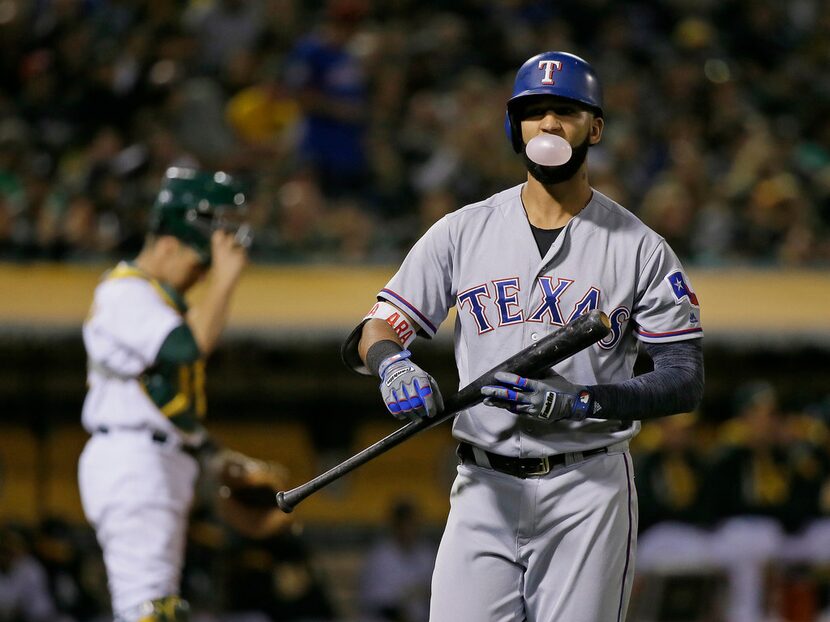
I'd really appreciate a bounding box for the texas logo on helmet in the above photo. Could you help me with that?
[537,59,562,85]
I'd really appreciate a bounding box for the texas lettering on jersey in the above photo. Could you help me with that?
[457,275,626,345]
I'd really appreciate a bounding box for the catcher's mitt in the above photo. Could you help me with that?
[208,449,293,539]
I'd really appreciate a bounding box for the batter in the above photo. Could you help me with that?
[78,167,249,622]
[342,51,705,622]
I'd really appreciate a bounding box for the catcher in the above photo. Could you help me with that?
[78,167,290,622]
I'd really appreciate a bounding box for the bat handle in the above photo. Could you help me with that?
[276,491,295,514]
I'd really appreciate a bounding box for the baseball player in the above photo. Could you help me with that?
[77,167,250,622]
[342,51,705,621]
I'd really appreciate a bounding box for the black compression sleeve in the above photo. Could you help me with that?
[587,340,704,421]
[366,340,404,377]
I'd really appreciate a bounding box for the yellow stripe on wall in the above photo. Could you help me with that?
[0,263,828,337]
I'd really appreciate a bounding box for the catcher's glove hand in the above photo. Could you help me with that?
[208,449,293,539]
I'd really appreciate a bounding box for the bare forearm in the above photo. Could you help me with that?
[187,276,239,355]
[188,230,247,356]
[358,318,405,364]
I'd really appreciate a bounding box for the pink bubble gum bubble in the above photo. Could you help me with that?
[526,134,572,167]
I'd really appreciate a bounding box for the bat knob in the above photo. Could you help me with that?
[276,491,294,514]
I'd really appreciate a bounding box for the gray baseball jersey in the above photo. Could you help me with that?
[375,184,702,456]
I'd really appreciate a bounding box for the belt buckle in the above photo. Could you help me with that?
[525,456,551,477]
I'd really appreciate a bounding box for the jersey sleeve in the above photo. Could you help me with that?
[378,216,455,338]
[83,278,186,377]
[155,324,201,365]
[632,240,703,343]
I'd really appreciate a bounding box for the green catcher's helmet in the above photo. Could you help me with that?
[149,167,250,264]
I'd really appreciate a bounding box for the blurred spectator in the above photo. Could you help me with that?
[186,0,266,76]
[634,414,716,584]
[225,74,300,155]
[261,173,327,261]
[778,399,830,561]
[706,381,802,530]
[704,381,800,622]
[282,0,371,202]
[32,517,103,622]
[357,498,436,622]
[222,530,338,622]
[0,522,74,622]
[635,413,708,535]
[639,175,697,260]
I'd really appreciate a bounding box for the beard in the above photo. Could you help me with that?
[522,136,591,185]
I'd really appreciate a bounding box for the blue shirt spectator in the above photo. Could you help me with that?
[283,1,370,199]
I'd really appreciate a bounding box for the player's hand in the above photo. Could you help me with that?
[210,229,248,286]
[481,372,593,422]
[378,350,443,421]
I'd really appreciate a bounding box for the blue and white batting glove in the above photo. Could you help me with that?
[480,371,593,422]
[378,350,444,422]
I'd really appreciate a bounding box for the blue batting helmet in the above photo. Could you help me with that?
[505,51,604,153]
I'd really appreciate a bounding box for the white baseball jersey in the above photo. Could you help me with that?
[372,184,702,456]
[79,262,203,616]
[82,261,205,444]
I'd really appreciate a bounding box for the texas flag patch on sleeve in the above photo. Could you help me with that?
[666,270,699,306]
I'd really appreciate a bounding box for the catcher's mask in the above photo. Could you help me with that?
[505,51,604,153]
[149,167,252,265]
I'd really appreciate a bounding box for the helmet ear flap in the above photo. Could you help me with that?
[504,112,522,154]
[504,109,525,154]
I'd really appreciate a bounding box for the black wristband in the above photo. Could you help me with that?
[366,340,404,377]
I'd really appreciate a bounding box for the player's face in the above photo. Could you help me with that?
[167,240,208,293]
[518,97,604,185]
[519,98,602,148]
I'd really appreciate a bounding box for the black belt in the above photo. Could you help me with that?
[458,441,608,478]
[95,426,199,457]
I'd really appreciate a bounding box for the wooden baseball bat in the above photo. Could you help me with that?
[275,309,611,513]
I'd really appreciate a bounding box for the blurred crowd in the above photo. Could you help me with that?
[0,497,438,622]
[1,0,829,266]
[633,381,830,622]
[0,512,343,622]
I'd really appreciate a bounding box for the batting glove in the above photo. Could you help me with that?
[378,350,444,421]
[481,372,594,422]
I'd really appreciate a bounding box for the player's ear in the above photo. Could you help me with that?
[154,234,185,261]
[157,235,178,253]
[589,115,604,145]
